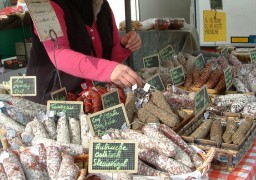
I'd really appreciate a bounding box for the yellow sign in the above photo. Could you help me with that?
[203,10,226,42]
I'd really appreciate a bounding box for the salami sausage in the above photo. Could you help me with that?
[1,150,26,180]
[142,124,193,168]
[57,114,70,144]
[69,117,81,145]
[0,112,25,132]
[80,114,93,149]
[46,146,62,179]
[19,151,45,180]
[120,129,176,157]
[137,160,169,178]
[159,124,203,168]
[43,117,57,140]
[31,118,49,138]
[57,154,79,179]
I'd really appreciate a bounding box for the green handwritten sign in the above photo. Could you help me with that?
[170,65,185,86]
[221,47,229,60]
[143,54,160,68]
[224,67,232,90]
[101,89,120,109]
[147,74,165,92]
[88,139,138,173]
[195,53,205,71]
[47,100,83,119]
[10,76,36,96]
[87,104,129,137]
[51,87,67,101]
[195,86,210,115]
[159,45,175,61]
[249,48,256,64]
[210,0,223,10]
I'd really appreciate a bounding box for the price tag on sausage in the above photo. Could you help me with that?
[195,85,210,115]
[159,45,175,61]
[87,104,130,138]
[88,139,138,173]
[10,76,36,96]
[249,48,256,64]
[101,89,120,109]
[47,100,83,119]
[195,53,205,71]
[170,65,185,86]
[221,46,229,60]
[146,73,165,92]
[143,54,160,68]
[224,67,232,90]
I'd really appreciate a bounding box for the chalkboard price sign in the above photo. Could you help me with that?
[195,53,205,71]
[87,104,129,137]
[195,86,210,115]
[10,76,36,96]
[47,101,83,119]
[221,47,229,60]
[170,65,185,86]
[210,0,223,10]
[224,67,232,90]
[147,74,165,92]
[249,48,256,64]
[51,87,67,101]
[159,45,175,61]
[101,89,120,109]
[89,139,138,173]
[143,54,160,68]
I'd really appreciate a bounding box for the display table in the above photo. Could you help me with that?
[120,24,200,71]
[208,139,256,180]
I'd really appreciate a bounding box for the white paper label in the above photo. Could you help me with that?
[143,83,151,92]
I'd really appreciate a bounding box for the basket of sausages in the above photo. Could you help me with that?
[180,104,256,172]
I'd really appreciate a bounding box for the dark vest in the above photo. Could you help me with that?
[26,0,113,104]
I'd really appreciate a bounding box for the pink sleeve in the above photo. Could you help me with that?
[110,10,132,62]
[37,2,119,83]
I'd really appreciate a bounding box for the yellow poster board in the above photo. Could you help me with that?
[203,10,226,42]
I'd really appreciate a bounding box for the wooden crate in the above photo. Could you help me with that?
[179,112,256,172]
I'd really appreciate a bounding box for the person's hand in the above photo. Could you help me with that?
[110,64,143,88]
[120,31,141,52]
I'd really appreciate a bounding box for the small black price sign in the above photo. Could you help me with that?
[51,87,67,101]
[249,48,256,64]
[195,86,210,115]
[221,47,229,60]
[87,104,129,137]
[10,76,36,96]
[101,89,120,109]
[47,100,83,119]
[143,54,160,68]
[210,0,223,10]
[92,81,107,87]
[195,53,205,71]
[170,65,185,86]
[159,45,175,61]
[147,74,165,92]
[88,139,138,173]
[224,67,232,90]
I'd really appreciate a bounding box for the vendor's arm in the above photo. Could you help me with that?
[37,2,118,83]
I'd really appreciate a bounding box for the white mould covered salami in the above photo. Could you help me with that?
[46,146,62,179]
[57,114,70,144]
[43,117,57,140]
[1,150,26,180]
[0,112,25,132]
[57,154,79,179]
[31,118,49,138]
[69,117,81,145]
[19,151,45,180]
[80,114,93,148]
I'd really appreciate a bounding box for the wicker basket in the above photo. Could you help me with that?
[179,111,256,172]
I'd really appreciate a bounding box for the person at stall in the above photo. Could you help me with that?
[26,0,142,104]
